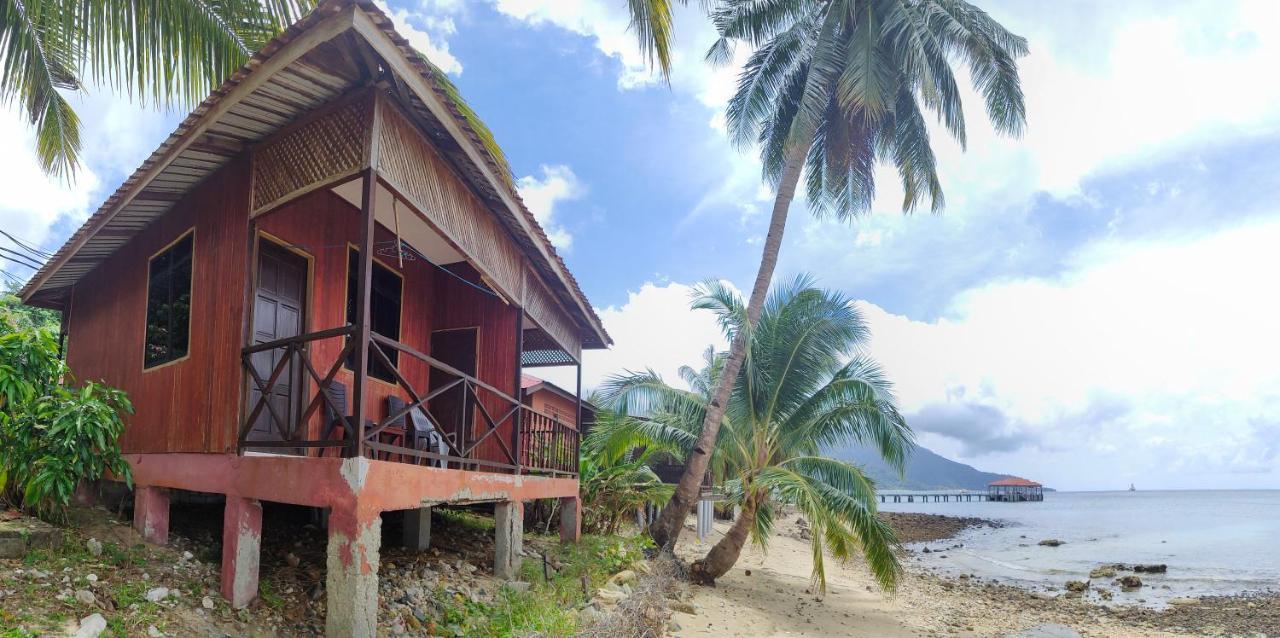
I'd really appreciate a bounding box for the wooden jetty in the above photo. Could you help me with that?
[878,490,991,503]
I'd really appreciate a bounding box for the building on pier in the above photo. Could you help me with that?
[988,477,1044,502]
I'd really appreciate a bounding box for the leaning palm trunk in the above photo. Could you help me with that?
[649,144,807,550]
[690,500,758,584]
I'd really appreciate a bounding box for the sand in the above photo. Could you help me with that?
[670,512,1195,638]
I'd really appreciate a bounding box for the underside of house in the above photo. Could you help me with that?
[18,1,609,634]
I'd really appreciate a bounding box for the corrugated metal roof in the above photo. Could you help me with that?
[20,0,609,349]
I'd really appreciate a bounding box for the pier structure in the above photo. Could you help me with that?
[878,490,990,504]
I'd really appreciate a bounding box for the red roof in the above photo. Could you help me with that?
[989,477,1041,487]
[520,374,542,389]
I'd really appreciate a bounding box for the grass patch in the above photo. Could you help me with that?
[429,534,653,638]
[259,580,285,610]
[436,508,495,533]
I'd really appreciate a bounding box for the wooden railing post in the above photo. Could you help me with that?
[351,168,377,458]
[512,310,523,474]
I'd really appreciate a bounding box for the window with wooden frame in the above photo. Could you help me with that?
[143,231,195,369]
[345,247,402,382]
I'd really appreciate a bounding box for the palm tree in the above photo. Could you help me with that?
[647,0,1027,551]
[1,0,315,180]
[596,276,913,591]
[579,408,676,535]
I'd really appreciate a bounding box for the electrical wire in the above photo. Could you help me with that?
[0,229,52,258]
[0,247,43,271]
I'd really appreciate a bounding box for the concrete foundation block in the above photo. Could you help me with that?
[559,496,581,544]
[220,496,262,609]
[403,507,431,551]
[494,501,523,579]
[132,486,169,545]
[326,508,381,638]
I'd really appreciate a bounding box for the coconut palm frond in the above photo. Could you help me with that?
[722,0,1026,219]
[756,464,901,593]
[584,409,699,465]
[691,278,749,341]
[1,0,82,180]
[782,355,914,471]
[625,0,686,81]
[599,368,707,419]
[418,54,513,185]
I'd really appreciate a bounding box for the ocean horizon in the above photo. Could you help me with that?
[882,489,1280,607]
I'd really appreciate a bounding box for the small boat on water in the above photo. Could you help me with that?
[1129,483,1136,492]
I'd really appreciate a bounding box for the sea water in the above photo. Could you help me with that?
[880,490,1280,607]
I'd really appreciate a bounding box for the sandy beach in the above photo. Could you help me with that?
[670,512,1273,637]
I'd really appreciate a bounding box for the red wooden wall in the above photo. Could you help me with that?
[527,389,579,429]
[255,187,521,465]
[66,158,252,454]
[64,163,523,464]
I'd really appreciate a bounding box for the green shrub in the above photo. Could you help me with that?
[0,311,133,523]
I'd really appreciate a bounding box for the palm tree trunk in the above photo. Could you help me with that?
[690,502,757,585]
[649,142,808,551]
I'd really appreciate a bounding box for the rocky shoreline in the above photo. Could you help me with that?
[877,511,1003,545]
[895,512,1278,636]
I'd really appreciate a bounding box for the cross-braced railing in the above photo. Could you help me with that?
[519,408,580,476]
[239,325,356,453]
[238,327,578,476]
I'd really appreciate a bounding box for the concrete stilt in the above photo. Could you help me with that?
[402,507,432,551]
[220,496,262,609]
[559,496,581,544]
[495,501,523,579]
[132,486,169,545]
[326,508,381,637]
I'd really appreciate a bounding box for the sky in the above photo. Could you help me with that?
[4,0,1280,491]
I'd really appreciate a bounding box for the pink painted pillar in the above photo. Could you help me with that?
[132,486,169,545]
[326,506,382,637]
[220,496,263,609]
[559,495,581,543]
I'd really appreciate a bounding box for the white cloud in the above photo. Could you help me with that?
[516,164,584,250]
[488,0,655,89]
[535,281,729,393]
[913,1,1280,209]
[376,0,463,75]
[0,108,100,256]
[858,218,1280,489]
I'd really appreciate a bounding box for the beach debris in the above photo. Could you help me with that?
[73,613,108,638]
[1132,563,1167,573]
[1168,597,1199,606]
[1089,566,1117,579]
[609,570,637,586]
[1038,539,1065,547]
[671,601,697,615]
[1115,575,1142,589]
[1065,580,1089,593]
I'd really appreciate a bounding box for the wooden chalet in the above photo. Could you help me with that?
[520,373,597,436]
[18,1,609,634]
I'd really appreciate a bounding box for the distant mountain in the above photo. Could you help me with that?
[829,442,1014,490]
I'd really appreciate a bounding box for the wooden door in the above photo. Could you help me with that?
[429,328,477,462]
[246,241,307,445]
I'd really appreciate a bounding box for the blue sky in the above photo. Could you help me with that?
[4,0,1280,490]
